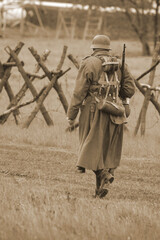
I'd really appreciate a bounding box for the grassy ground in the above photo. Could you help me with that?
[0,142,159,240]
[0,36,159,240]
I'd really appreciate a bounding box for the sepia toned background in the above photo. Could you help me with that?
[0,1,159,240]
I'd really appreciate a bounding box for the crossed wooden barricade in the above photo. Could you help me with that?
[0,42,159,135]
[0,42,70,128]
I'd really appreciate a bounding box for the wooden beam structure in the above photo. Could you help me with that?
[56,9,76,39]
[0,42,70,128]
[0,49,51,124]
[23,46,70,128]
[134,41,160,136]
[83,9,103,39]
[7,46,54,127]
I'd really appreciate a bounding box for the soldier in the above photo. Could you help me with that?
[67,35,135,198]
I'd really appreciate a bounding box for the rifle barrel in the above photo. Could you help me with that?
[121,44,126,86]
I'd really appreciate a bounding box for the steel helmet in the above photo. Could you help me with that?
[91,35,111,50]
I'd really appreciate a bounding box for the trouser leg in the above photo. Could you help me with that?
[93,170,102,190]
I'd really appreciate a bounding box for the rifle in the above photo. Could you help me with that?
[121,44,130,117]
[121,43,126,87]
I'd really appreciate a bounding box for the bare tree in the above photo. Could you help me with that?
[78,0,157,55]
[39,0,159,55]
[119,0,154,56]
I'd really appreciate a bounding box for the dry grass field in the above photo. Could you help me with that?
[0,35,159,240]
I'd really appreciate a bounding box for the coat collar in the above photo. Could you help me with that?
[91,50,111,57]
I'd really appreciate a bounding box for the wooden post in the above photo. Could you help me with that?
[20,3,25,36]
[56,46,68,71]
[56,10,76,39]
[4,80,20,124]
[29,46,69,114]
[22,68,70,128]
[68,54,80,69]
[0,6,3,38]
[134,79,160,115]
[33,5,47,35]
[67,54,80,131]
[0,42,24,92]
[83,10,103,39]
[54,45,68,113]
[134,41,160,136]
[0,50,51,124]
[7,46,54,127]
[0,42,25,123]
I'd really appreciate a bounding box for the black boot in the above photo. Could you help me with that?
[94,170,108,198]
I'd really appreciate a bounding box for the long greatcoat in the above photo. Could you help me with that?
[67,50,135,171]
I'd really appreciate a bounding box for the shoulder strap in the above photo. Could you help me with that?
[82,55,91,60]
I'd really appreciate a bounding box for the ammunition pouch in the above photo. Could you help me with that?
[89,91,128,125]
[97,99,127,125]
[97,99,125,116]
[110,114,127,125]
